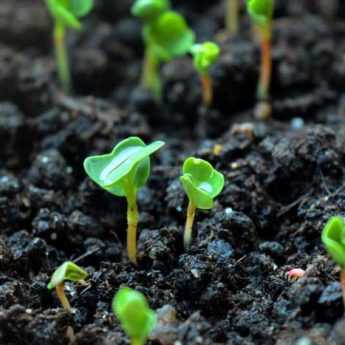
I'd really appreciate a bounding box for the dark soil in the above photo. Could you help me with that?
[1,0,345,344]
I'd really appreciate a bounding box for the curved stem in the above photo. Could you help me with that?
[184,201,197,249]
[54,21,71,94]
[142,46,161,101]
[56,283,71,312]
[126,191,139,265]
[200,73,213,107]
[226,0,239,36]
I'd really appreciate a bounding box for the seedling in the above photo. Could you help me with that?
[247,0,274,119]
[226,0,239,35]
[45,0,94,93]
[47,261,88,312]
[112,287,156,345]
[83,137,165,264]
[191,42,220,107]
[132,4,195,100]
[180,157,224,248]
[322,216,345,303]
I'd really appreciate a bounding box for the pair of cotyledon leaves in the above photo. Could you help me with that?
[322,216,345,269]
[45,0,93,29]
[247,0,274,27]
[84,137,224,209]
[47,261,88,289]
[113,287,156,345]
[131,0,194,62]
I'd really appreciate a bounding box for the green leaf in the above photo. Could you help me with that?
[45,0,93,29]
[70,0,94,18]
[112,287,157,343]
[83,137,165,198]
[322,216,345,269]
[131,0,170,22]
[180,157,224,210]
[247,0,274,27]
[190,42,220,74]
[145,11,195,61]
[47,261,88,289]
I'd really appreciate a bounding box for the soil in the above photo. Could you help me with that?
[1,0,345,344]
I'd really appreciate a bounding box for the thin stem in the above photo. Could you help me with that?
[56,283,71,312]
[184,201,197,249]
[257,32,272,101]
[200,73,213,107]
[54,21,71,94]
[226,0,239,36]
[341,270,345,305]
[142,46,161,101]
[126,191,139,265]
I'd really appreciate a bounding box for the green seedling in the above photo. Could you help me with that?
[112,287,157,345]
[180,157,224,248]
[322,216,345,304]
[83,137,165,265]
[132,3,195,100]
[247,0,274,119]
[45,0,94,93]
[226,0,239,35]
[47,261,88,312]
[191,42,220,107]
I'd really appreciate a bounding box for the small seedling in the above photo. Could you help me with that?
[180,157,224,248]
[247,0,274,119]
[45,0,94,93]
[191,42,220,107]
[132,3,195,100]
[47,261,88,312]
[226,0,239,35]
[83,137,165,265]
[322,216,345,304]
[112,287,156,345]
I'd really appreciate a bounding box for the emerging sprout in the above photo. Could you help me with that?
[191,42,220,107]
[322,216,345,303]
[47,261,88,312]
[132,4,195,100]
[226,0,240,35]
[112,287,157,345]
[45,0,94,93]
[83,137,165,265]
[247,0,274,119]
[180,157,224,248]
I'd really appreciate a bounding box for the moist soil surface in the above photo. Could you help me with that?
[1,1,345,344]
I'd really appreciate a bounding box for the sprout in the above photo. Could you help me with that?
[226,0,240,35]
[180,157,224,248]
[133,6,195,100]
[246,0,274,119]
[47,261,88,312]
[112,287,157,345]
[191,42,220,107]
[322,216,345,303]
[45,0,94,93]
[83,137,165,265]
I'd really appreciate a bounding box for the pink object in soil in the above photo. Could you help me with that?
[287,268,305,281]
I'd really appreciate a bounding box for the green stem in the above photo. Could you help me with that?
[131,338,143,345]
[184,201,196,249]
[54,21,72,94]
[126,189,139,265]
[226,0,239,35]
[142,46,161,101]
